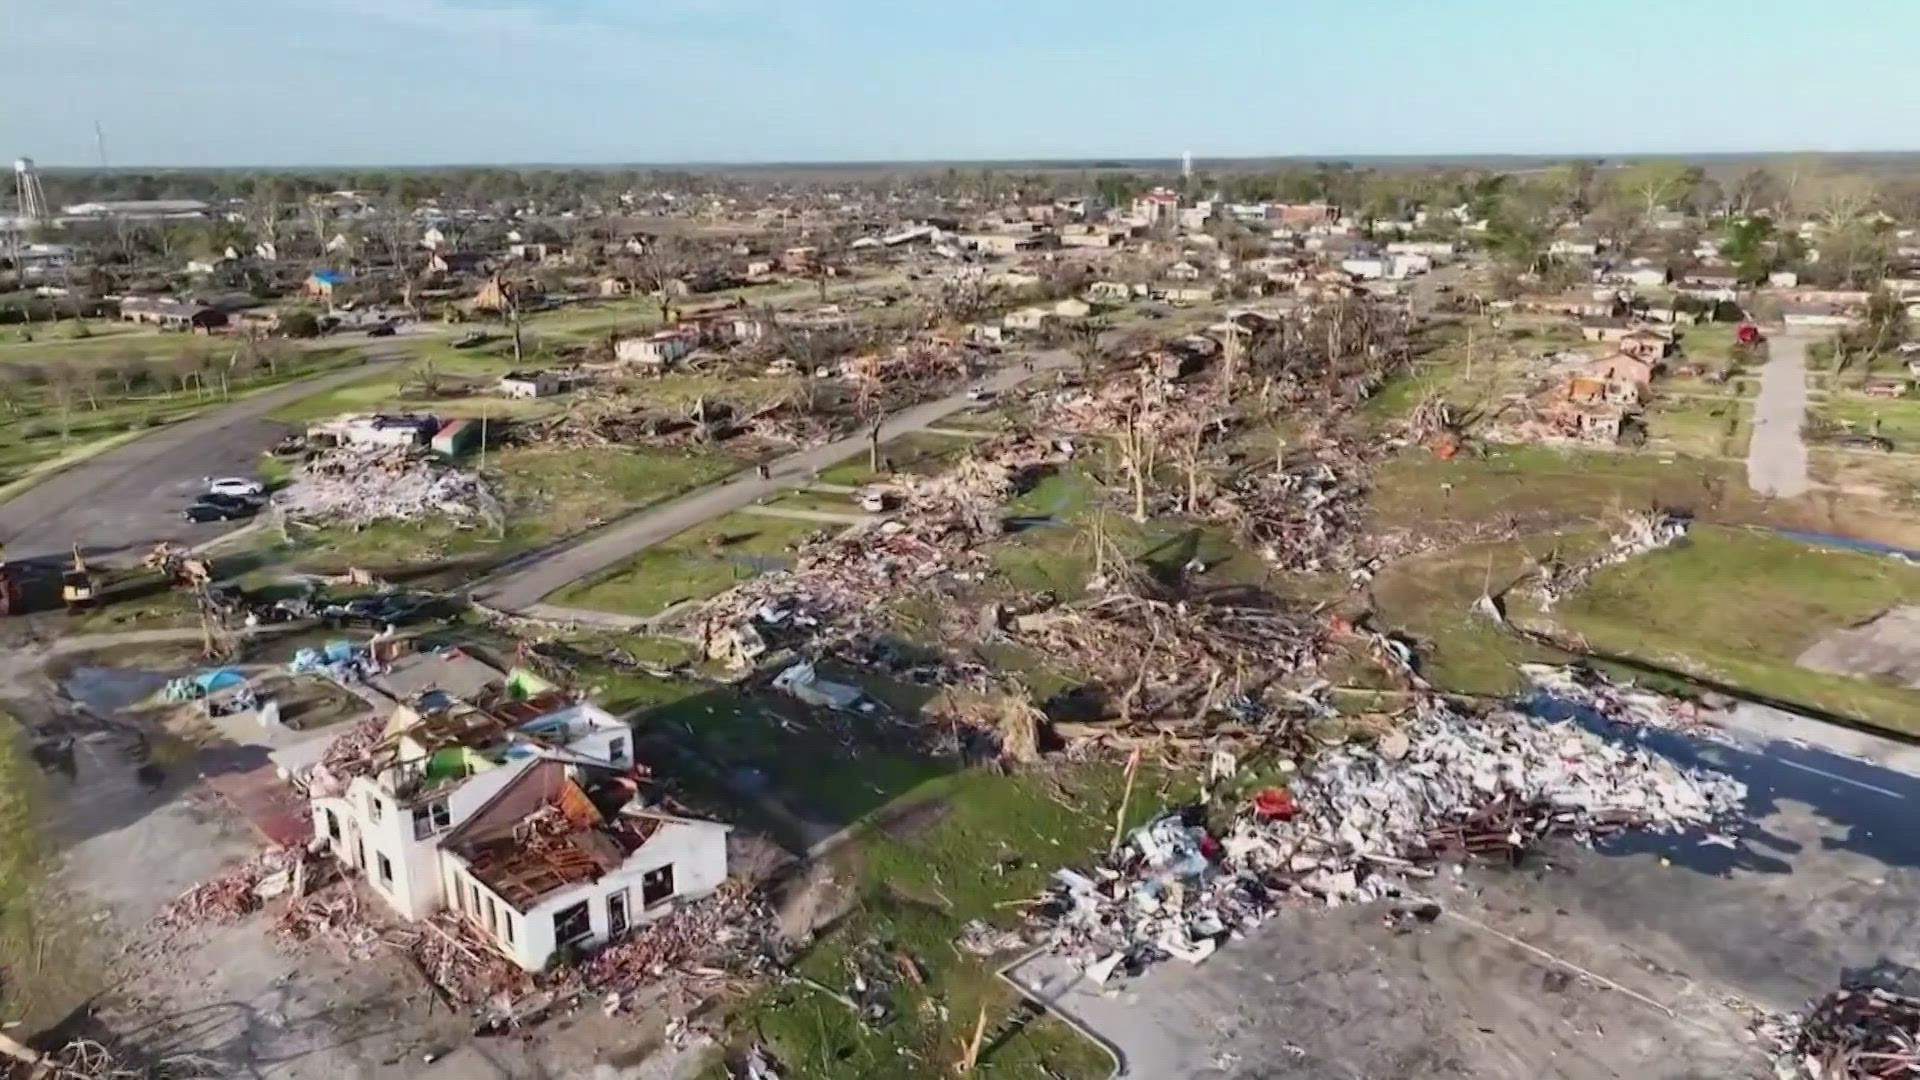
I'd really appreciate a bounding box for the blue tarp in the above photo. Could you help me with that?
[193,667,246,693]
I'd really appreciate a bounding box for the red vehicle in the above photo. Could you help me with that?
[1736,322,1764,346]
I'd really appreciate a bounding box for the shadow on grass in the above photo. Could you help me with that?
[631,683,963,855]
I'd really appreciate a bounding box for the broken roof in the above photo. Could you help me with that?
[442,759,713,911]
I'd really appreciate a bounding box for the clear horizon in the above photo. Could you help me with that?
[5,1,1912,168]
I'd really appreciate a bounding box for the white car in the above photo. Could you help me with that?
[205,476,265,498]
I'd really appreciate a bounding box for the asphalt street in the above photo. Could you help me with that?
[1747,328,1812,498]
[0,351,403,564]
[1012,703,1920,1078]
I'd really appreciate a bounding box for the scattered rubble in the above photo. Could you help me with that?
[0,1037,217,1080]
[1033,695,1744,983]
[277,445,501,528]
[1756,981,1920,1079]
[694,433,1068,672]
[152,847,306,934]
[1519,663,1722,734]
[1530,511,1690,609]
[1008,553,1327,734]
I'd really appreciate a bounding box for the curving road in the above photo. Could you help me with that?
[0,351,405,565]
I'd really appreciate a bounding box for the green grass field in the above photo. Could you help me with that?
[1370,446,1755,536]
[0,711,59,1030]
[709,765,1164,1079]
[1554,525,1920,736]
[549,511,827,616]
[0,347,361,493]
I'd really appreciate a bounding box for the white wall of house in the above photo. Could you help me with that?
[509,819,730,971]
[314,757,535,921]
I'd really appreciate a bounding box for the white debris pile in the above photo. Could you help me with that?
[278,445,501,527]
[1033,699,1746,983]
[1533,511,1689,608]
[1224,701,1747,891]
[1519,663,1722,734]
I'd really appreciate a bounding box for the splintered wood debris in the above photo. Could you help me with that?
[1756,982,1920,1079]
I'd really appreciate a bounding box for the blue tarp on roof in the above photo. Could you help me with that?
[310,269,349,286]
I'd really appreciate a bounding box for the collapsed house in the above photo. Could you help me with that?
[1530,351,1659,444]
[277,443,501,527]
[276,683,729,972]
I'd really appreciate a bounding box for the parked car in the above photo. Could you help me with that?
[205,476,265,498]
[368,321,397,338]
[451,331,490,350]
[320,593,429,629]
[195,492,259,513]
[183,502,250,523]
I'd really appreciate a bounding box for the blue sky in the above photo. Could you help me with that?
[4,0,1913,166]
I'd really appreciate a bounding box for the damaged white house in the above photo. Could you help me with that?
[287,691,729,972]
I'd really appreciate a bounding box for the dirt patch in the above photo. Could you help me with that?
[772,854,859,943]
[1798,606,1920,686]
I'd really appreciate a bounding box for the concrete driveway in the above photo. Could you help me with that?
[475,349,1075,612]
[1747,329,1811,497]
[1010,706,1920,1078]
[0,353,403,564]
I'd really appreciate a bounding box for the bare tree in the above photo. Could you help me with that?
[43,362,82,440]
[1116,403,1157,523]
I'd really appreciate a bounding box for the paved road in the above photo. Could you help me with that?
[1748,329,1812,497]
[1012,703,1920,1078]
[0,351,405,564]
[474,350,1074,612]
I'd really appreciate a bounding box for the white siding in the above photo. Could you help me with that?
[512,820,730,972]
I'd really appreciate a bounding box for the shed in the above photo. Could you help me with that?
[431,418,483,459]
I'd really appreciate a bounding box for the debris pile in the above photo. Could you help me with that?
[579,882,776,999]
[1756,981,1920,1079]
[1008,562,1325,734]
[303,713,389,798]
[1531,511,1689,609]
[153,847,304,933]
[0,1037,215,1080]
[1519,664,1720,734]
[696,434,1067,666]
[278,445,500,527]
[1035,699,1744,981]
[1197,441,1374,573]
